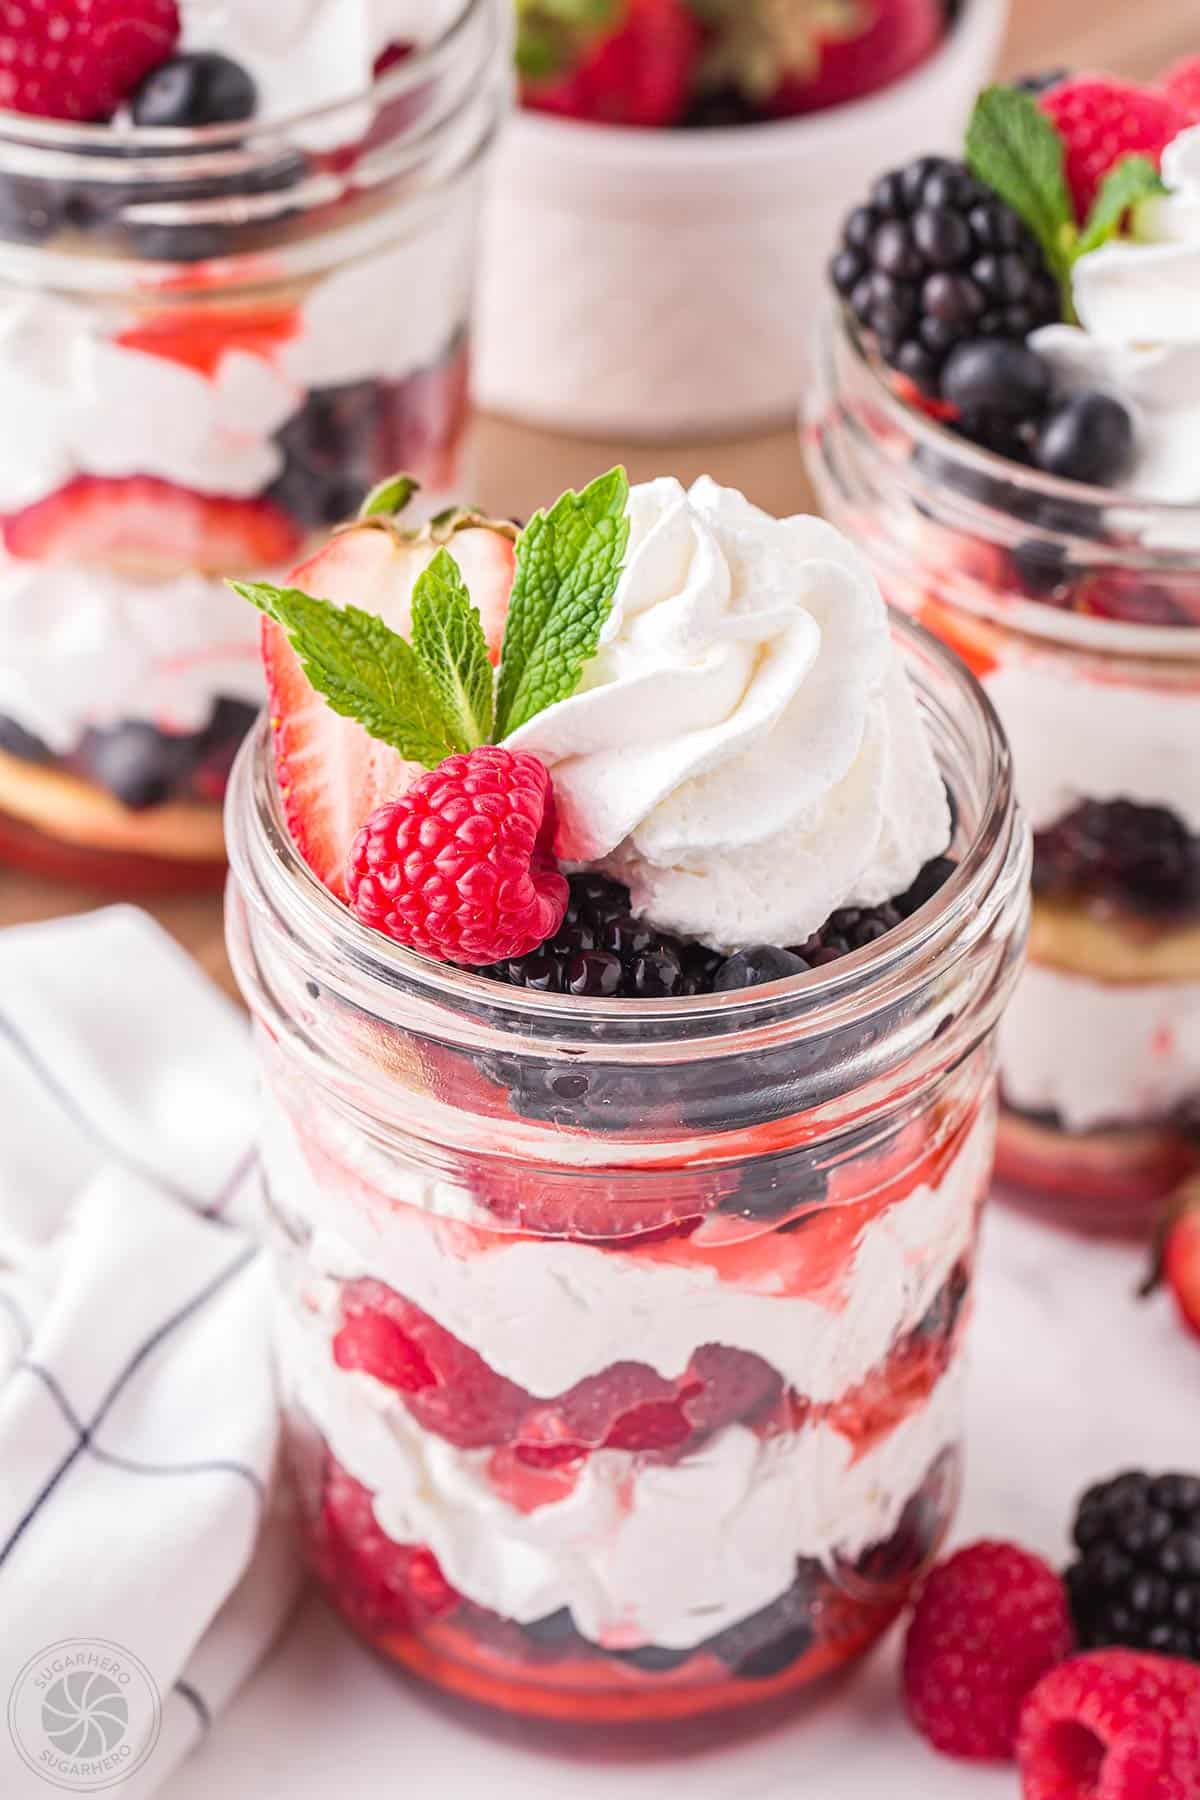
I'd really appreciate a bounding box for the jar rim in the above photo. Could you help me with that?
[0,0,491,159]
[225,605,1025,1059]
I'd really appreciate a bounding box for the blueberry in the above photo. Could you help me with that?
[893,855,957,918]
[606,1643,695,1673]
[1034,390,1135,487]
[132,53,258,128]
[1012,68,1070,94]
[712,947,810,991]
[77,720,199,810]
[941,338,1053,418]
[565,951,624,998]
[0,715,53,763]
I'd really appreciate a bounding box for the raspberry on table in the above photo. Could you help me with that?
[0,0,181,121]
[346,747,568,966]
[902,1540,1075,1760]
[1018,1649,1200,1800]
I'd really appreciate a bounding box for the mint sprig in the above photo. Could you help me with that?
[231,465,630,769]
[965,86,1167,322]
[233,580,464,766]
[494,466,630,738]
[410,548,495,750]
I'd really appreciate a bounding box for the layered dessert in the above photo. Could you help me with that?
[810,66,1200,1228]
[0,0,491,885]
[224,471,1029,1723]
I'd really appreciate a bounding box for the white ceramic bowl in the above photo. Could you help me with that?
[475,0,1008,440]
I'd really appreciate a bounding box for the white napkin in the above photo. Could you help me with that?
[0,906,300,1799]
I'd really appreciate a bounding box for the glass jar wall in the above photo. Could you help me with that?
[808,303,1200,1235]
[0,0,505,891]
[225,618,1028,1733]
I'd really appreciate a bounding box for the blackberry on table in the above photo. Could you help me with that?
[1066,1470,1200,1661]
[830,157,1060,398]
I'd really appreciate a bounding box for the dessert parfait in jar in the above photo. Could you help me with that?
[0,0,503,890]
[808,68,1200,1232]
[225,468,1028,1730]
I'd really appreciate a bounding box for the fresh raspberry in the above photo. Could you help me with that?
[1039,79,1187,221]
[1018,1650,1200,1799]
[903,1541,1075,1760]
[0,0,180,121]
[346,747,568,966]
[1162,57,1200,126]
[315,1456,459,1632]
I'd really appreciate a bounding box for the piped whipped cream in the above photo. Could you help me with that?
[1032,126,1200,504]
[505,477,951,953]
[178,0,460,124]
[999,963,1200,1134]
[282,1287,964,1650]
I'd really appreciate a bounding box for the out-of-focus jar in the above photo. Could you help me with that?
[225,617,1028,1733]
[0,0,505,892]
[808,302,1200,1235]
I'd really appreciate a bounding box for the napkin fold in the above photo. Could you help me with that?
[0,906,300,1799]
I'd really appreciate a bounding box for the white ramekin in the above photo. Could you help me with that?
[475,0,1008,440]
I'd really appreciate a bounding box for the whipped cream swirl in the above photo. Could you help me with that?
[180,1,460,125]
[505,478,951,953]
[1031,127,1200,504]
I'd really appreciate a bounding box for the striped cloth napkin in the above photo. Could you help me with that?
[0,905,299,1799]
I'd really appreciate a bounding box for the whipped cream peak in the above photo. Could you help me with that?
[1031,126,1200,505]
[505,478,950,953]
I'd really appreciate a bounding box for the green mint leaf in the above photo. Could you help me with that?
[966,85,1077,283]
[1076,155,1166,257]
[495,466,630,739]
[409,548,495,751]
[359,473,420,520]
[514,0,618,78]
[231,580,461,768]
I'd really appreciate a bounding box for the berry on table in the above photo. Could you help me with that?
[902,1540,1074,1760]
[1017,1649,1200,1799]
[347,747,568,966]
[131,51,257,127]
[0,0,180,121]
[831,157,1060,397]
[1039,78,1187,221]
[1034,391,1135,488]
[1067,1470,1200,1664]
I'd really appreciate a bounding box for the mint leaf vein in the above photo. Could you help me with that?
[495,466,630,739]
[410,548,495,751]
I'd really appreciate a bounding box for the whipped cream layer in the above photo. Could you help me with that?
[999,962,1200,1134]
[0,560,264,753]
[982,657,1200,835]
[1031,126,1200,504]
[263,1090,990,1403]
[179,0,461,126]
[282,1289,964,1650]
[505,477,951,952]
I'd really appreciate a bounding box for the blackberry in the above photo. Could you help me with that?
[1033,800,1200,920]
[831,157,1060,398]
[1066,1470,1200,1662]
[494,874,694,999]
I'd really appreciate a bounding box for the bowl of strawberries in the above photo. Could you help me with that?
[476,0,1008,439]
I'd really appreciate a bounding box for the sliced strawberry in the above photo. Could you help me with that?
[765,0,945,118]
[521,0,700,128]
[115,305,302,378]
[264,513,516,898]
[314,1456,459,1632]
[1163,1184,1200,1342]
[2,474,301,576]
[333,1278,782,1461]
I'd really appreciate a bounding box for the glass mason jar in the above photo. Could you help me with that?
[0,0,505,894]
[225,616,1028,1734]
[807,303,1200,1235]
